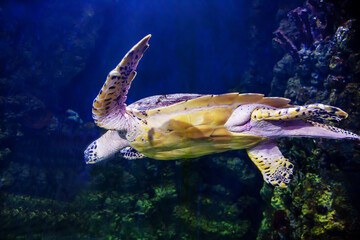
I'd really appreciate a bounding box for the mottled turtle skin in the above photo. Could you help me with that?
[84,35,360,187]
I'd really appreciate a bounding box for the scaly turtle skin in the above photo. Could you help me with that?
[84,35,360,187]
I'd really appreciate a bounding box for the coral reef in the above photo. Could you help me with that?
[1,153,262,239]
[173,205,250,239]
[259,0,360,239]
[257,144,360,240]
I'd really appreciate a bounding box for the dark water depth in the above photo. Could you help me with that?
[1,0,360,239]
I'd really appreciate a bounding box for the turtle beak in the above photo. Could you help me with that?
[84,141,101,164]
[84,147,95,164]
[84,155,95,164]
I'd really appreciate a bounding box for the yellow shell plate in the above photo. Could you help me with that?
[129,93,288,160]
[139,93,291,117]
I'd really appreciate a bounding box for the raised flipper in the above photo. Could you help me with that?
[120,147,146,160]
[251,103,348,122]
[247,140,294,187]
[92,35,151,129]
[85,130,129,164]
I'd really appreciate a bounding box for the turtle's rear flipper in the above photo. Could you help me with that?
[120,147,146,160]
[247,140,294,187]
[251,104,348,122]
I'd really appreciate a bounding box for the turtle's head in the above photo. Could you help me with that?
[84,140,107,164]
[84,130,129,164]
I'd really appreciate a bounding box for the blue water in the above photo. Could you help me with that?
[1,0,360,239]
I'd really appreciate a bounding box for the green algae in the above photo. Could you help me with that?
[173,205,250,238]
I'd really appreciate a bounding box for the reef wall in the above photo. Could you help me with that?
[258,0,360,239]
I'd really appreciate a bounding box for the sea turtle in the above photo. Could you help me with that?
[84,35,360,187]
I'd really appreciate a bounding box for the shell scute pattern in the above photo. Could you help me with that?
[129,94,203,111]
[257,97,292,108]
[129,93,295,156]
[209,92,239,105]
[142,93,289,118]
[130,94,272,160]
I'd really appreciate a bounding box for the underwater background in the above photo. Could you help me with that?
[1,0,360,239]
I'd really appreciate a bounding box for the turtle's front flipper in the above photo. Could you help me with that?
[85,130,129,164]
[92,35,151,129]
[251,104,348,122]
[247,140,294,187]
[120,147,146,160]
